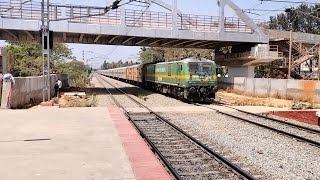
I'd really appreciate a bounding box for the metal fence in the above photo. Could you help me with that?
[125,9,172,29]
[62,5,120,24]
[0,0,260,33]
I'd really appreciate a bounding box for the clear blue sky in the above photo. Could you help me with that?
[1,0,318,68]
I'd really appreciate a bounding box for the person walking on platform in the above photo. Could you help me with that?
[54,79,62,98]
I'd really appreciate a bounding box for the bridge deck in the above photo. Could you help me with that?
[0,0,268,48]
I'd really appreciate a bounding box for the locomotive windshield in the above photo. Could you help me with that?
[202,64,212,74]
[189,63,213,75]
[189,63,199,74]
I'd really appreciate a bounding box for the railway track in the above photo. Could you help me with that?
[196,103,320,148]
[94,74,257,180]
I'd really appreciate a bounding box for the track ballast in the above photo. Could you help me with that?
[94,73,256,180]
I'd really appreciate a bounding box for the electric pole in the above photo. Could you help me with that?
[41,0,51,102]
[288,29,292,79]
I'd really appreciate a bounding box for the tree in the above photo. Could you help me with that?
[57,60,90,87]
[5,42,75,76]
[268,4,320,34]
[139,47,212,64]
[139,47,165,64]
[5,41,91,87]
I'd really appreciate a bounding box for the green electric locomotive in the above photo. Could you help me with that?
[144,57,218,101]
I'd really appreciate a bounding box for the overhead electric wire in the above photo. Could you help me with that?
[243,9,285,12]
[259,0,319,5]
[253,3,297,18]
[104,1,151,57]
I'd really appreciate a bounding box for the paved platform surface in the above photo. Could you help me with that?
[0,107,170,180]
[108,105,171,180]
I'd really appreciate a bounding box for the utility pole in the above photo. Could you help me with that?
[46,0,50,101]
[318,44,320,80]
[288,29,292,79]
[41,0,51,102]
[82,50,85,63]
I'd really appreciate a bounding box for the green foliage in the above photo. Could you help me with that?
[57,60,90,87]
[291,100,314,110]
[101,59,137,70]
[269,4,320,34]
[139,47,165,64]
[139,47,213,64]
[6,42,75,76]
[5,42,90,87]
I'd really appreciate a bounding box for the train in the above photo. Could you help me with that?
[98,57,218,102]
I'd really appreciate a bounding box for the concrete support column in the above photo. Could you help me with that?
[120,5,126,27]
[318,45,320,80]
[218,0,226,32]
[172,0,177,30]
[1,48,8,74]
[1,81,12,109]
[211,50,215,60]
[0,79,2,107]
[228,66,255,78]
[61,0,66,19]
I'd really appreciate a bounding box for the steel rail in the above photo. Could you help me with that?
[95,73,257,180]
[196,104,320,148]
[223,104,320,134]
[94,73,182,180]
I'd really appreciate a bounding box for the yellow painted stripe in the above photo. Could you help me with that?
[147,74,190,79]
[147,74,217,80]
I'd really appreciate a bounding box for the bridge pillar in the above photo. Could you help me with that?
[172,0,177,31]
[218,0,227,32]
[1,48,8,74]
[1,81,12,109]
[61,0,66,19]
[228,66,255,78]
[120,5,126,27]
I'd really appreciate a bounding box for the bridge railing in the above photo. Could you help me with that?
[0,0,43,20]
[125,9,172,29]
[61,5,120,25]
[0,0,260,34]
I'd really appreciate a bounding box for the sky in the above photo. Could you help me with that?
[1,0,319,68]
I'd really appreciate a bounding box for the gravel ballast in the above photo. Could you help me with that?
[94,74,320,179]
[161,112,320,180]
[100,75,192,108]
[216,109,320,143]
[90,76,115,107]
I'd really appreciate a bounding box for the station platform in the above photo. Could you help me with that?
[0,107,171,180]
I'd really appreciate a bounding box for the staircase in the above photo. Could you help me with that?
[291,54,315,68]
[304,69,319,80]
[279,42,319,79]
[272,66,303,79]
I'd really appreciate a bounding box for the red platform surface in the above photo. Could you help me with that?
[108,106,172,180]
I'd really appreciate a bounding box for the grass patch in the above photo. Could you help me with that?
[219,87,320,109]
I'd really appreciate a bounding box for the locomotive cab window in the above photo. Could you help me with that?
[202,64,212,74]
[189,63,199,74]
[180,65,183,71]
[168,64,172,76]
